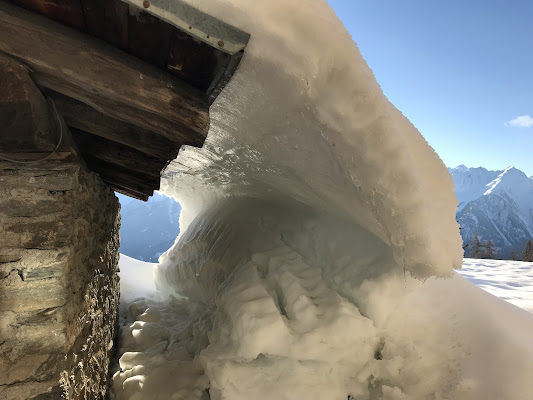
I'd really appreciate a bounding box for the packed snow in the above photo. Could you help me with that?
[459,258,533,313]
[114,256,533,400]
[118,255,157,321]
[111,0,533,399]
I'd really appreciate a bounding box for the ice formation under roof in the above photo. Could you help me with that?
[160,0,463,278]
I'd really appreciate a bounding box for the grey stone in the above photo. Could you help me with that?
[0,160,120,399]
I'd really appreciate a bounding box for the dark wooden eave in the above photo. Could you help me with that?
[0,0,248,200]
[9,0,242,96]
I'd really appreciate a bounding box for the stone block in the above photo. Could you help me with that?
[0,276,66,312]
[1,218,74,249]
[0,130,120,399]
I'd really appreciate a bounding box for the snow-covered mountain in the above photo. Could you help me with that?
[116,192,181,262]
[449,165,533,257]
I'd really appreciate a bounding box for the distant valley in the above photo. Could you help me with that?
[116,192,181,262]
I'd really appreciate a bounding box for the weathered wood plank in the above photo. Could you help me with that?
[167,27,225,92]
[127,5,173,69]
[113,186,149,201]
[84,156,159,194]
[79,0,106,39]
[37,74,206,148]
[11,0,86,30]
[70,128,167,179]
[0,1,209,146]
[103,0,129,49]
[48,92,179,159]
[101,176,154,200]
[80,0,129,50]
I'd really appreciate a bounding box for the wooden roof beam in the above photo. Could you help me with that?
[84,157,159,197]
[113,187,150,202]
[49,92,179,160]
[0,1,210,148]
[70,129,169,179]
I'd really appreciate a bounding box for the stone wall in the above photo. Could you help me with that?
[0,159,120,399]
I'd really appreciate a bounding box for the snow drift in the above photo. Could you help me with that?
[112,0,533,399]
[114,257,533,399]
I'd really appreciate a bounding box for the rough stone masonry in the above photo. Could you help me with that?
[0,159,120,399]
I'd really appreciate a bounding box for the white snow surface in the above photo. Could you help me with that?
[459,258,533,313]
[114,257,533,400]
[118,255,157,321]
[111,0,532,399]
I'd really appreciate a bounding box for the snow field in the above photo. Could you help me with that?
[459,258,533,313]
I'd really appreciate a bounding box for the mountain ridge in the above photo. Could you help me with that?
[448,165,533,258]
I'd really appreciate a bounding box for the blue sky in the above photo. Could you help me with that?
[328,0,533,176]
